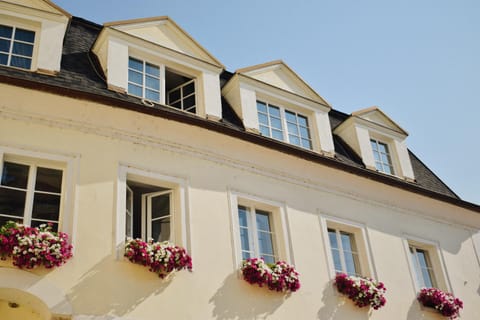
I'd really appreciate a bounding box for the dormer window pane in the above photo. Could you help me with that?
[128,57,160,102]
[371,139,394,174]
[15,29,35,43]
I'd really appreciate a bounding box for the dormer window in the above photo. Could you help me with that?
[128,57,161,102]
[370,139,394,175]
[257,101,312,149]
[0,25,35,70]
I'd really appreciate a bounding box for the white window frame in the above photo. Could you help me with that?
[127,57,162,103]
[403,235,452,293]
[116,164,190,257]
[142,189,173,242]
[0,145,78,243]
[370,138,395,175]
[228,190,293,269]
[319,215,376,279]
[257,100,313,150]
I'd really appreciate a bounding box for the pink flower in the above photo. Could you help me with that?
[417,287,463,319]
[334,273,386,310]
[241,258,300,293]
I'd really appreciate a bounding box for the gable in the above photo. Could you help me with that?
[105,17,222,67]
[238,61,330,106]
[353,107,408,135]
[1,0,70,16]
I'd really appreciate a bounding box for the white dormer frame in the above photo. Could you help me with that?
[334,107,415,181]
[222,61,335,155]
[91,18,224,119]
[0,0,71,74]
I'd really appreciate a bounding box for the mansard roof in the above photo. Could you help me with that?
[0,16,476,212]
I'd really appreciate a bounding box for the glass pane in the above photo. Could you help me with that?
[151,193,170,219]
[289,135,300,146]
[258,231,274,256]
[370,140,377,150]
[168,88,181,102]
[146,75,159,90]
[145,90,160,102]
[184,82,195,95]
[128,57,143,71]
[240,227,250,251]
[0,215,22,227]
[128,70,143,85]
[242,251,251,260]
[299,127,310,139]
[14,29,35,43]
[10,56,31,69]
[170,101,181,109]
[0,25,13,38]
[12,42,33,56]
[268,105,280,117]
[301,138,312,149]
[344,251,358,276]
[0,53,7,65]
[272,129,283,140]
[255,211,271,231]
[421,268,434,288]
[238,206,248,227]
[285,110,296,123]
[151,218,170,242]
[1,162,29,188]
[0,39,10,53]
[270,117,282,130]
[287,122,299,135]
[331,248,342,272]
[378,143,387,153]
[35,167,62,193]
[145,63,159,77]
[258,113,268,125]
[341,232,354,252]
[328,229,338,249]
[383,166,392,175]
[128,83,142,97]
[262,255,275,264]
[183,95,196,109]
[259,126,270,137]
[381,154,389,164]
[298,115,308,127]
[373,151,380,161]
[31,193,61,221]
[256,101,267,113]
[375,162,383,171]
[0,187,26,216]
[31,220,58,232]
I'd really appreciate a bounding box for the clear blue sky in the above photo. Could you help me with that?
[53,0,480,205]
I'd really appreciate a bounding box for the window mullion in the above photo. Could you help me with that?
[7,27,14,66]
[23,164,36,226]
[250,208,260,258]
[280,107,288,142]
[159,64,166,105]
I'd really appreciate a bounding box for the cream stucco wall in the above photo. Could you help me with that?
[0,84,479,320]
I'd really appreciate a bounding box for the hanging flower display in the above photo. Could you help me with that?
[417,287,463,319]
[0,221,73,269]
[334,273,386,310]
[124,238,192,278]
[241,258,300,293]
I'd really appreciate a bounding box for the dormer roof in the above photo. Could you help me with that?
[1,0,71,18]
[103,16,223,68]
[352,106,408,136]
[236,60,331,107]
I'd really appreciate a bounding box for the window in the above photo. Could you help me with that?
[410,245,436,288]
[327,228,361,277]
[0,160,63,231]
[125,179,172,242]
[0,24,35,70]
[370,139,394,174]
[128,57,196,113]
[257,101,312,149]
[238,205,276,264]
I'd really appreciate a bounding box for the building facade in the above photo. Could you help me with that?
[0,1,479,319]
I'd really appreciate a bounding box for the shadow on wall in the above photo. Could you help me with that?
[209,272,287,320]
[317,282,370,320]
[68,253,172,316]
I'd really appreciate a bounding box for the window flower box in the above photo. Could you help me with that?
[241,258,300,293]
[334,273,386,310]
[0,221,73,269]
[417,287,463,319]
[124,238,192,278]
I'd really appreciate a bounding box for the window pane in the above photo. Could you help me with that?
[256,101,267,113]
[238,206,248,227]
[285,110,296,123]
[255,211,271,231]
[128,58,143,71]
[258,231,274,256]
[297,115,308,127]
[259,125,270,137]
[375,162,383,171]
[35,167,62,193]
[128,70,143,85]
[10,56,31,69]
[287,122,299,135]
[183,95,196,109]
[31,193,61,221]
[301,138,312,149]
[331,248,343,272]
[145,90,160,102]
[262,255,275,264]
[1,162,29,188]
[0,215,22,227]
[328,229,338,249]
[0,187,26,216]
[151,218,170,242]
[341,232,355,252]
[240,227,250,251]
[168,88,181,102]
[30,220,58,232]
[183,82,195,95]
[145,63,159,77]
[12,42,33,56]
[242,251,251,260]
[14,29,35,43]
[344,251,359,276]
[272,129,283,141]
[258,113,268,125]
[128,83,142,97]
[270,117,282,130]
[146,75,159,90]
[370,140,377,150]
[0,53,7,65]
[0,25,13,38]
[0,39,10,53]
[289,135,300,146]
[378,143,387,153]
[151,194,170,219]
[373,151,380,161]
[268,105,280,117]
[383,166,392,175]
[421,268,434,288]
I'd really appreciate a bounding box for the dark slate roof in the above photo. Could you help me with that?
[0,17,476,210]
